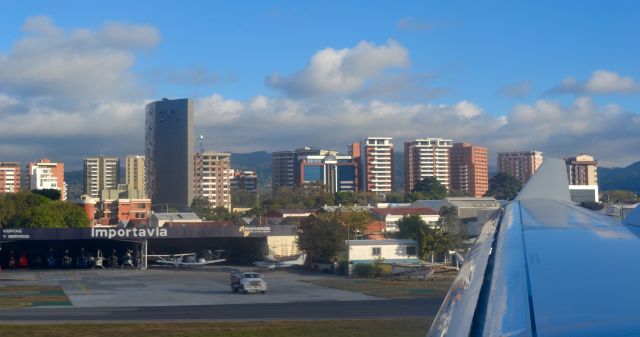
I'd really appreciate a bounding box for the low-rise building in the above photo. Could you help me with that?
[345,239,419,264]
[231,170,258,193]
[149,212,202,227]
[371,207,439,232]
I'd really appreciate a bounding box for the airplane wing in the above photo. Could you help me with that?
[428,158,640,337]
[175,259,226,267]
[148,253,194,257]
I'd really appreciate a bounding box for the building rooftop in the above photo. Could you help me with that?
[150,213,202,221]
[345,239,417,246]
[372,207,438,216]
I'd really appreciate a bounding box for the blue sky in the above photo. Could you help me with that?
[0,1,639,168]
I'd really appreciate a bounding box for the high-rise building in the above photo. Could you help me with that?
[194,152,232,209]
[145,98,194,210]
[566,154,599,203]
[404,138,453,193]
[360,137,393,194]
[297,154,358,193]
[231,170,258,193]
[26,158,66,200]
[497,151,544,185]
[271,147,336,193]
[271,150,295,193]
[450,143,489,197]
[83,155,119,198]
[565,154,598,185]
[0,162,21,193]
[125,155,146,194]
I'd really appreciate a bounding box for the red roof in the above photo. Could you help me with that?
[372,207,438,216]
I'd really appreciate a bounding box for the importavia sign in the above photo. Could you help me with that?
[0,225,296,241]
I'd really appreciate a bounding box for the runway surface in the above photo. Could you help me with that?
[0,298,443,323]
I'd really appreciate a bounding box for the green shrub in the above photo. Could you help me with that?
[353,264,376,278]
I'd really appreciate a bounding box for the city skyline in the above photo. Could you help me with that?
[0,2,639,168]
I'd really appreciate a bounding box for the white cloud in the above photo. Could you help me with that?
[0,16,158,107]
[551,70,639,95]
[0,17,157,166]
[192,93,640,167]
[266,40,410,97]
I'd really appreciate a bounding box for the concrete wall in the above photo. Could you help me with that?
[266,235,299,257]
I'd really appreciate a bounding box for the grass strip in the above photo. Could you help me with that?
[0,319,431,337]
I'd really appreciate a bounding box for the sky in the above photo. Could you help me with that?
[0,1,639,169]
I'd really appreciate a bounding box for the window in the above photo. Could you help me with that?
[406,246,417,256]
[372,247,381,256]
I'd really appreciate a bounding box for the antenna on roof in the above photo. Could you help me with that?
[198,135,205,154]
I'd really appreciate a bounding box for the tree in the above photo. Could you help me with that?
[211,206,234,221]
[338,211,373,239]
[355,191,381,205]
[335,191,357,206]
[485,173,522,200]
[412,177,447,200]
[397,213,459,262]
[437,206,463,237]
[397,214,427,243]
[298,213,347,264]
[31,189,61,201]
[231,189,258,208]
[0,191,90,228]
[602,190,639,204]
[191,197,214,220]
[448,189,469,197]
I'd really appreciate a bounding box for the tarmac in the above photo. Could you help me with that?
[0,266,378,308]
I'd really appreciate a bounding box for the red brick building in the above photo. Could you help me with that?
[450,143,489,197]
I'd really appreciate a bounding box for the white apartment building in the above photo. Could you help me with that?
[84,156,120,198]
[27,159,67,200]
[126,155,146,194]
[404,138,453,192]
[194,152,233,209]
[360,137,393,194]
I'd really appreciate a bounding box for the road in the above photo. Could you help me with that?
[0,298,443,323]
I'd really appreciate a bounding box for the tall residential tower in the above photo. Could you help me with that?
[0,162,21,193]
[450,143,489,197]
[194,152,232,209]
[497,151,543,185]
[125,155,146,194]
[404,138,452,193]
[360,137,393,194]
[83,155,119,198]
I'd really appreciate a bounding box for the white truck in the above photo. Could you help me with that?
[230,271,267,294]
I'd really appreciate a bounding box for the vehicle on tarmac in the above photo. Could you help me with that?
[230,271,267,294]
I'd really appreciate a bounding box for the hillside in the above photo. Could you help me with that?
[598,161,640,193]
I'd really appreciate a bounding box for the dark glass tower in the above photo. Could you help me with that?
[145,98,194,211]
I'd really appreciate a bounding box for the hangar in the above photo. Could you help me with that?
[0,224,299,269]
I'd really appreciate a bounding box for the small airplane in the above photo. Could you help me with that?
[254,253,306,270]
[148,250,226,268]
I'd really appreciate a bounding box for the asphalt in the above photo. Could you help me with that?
[0,298,444,323]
